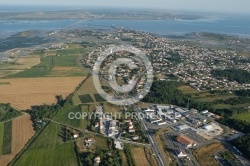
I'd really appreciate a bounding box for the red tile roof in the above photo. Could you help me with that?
[176,135,196,146]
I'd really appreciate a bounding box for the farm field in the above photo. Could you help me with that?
[0,77,84,110]
[0,114,34,166]
[196,94,237,102]
[78,94,94,104]
[95,136,109,151]
[103,102,121,114]
[53,105,84,129]
[15,123,79,166]
[2,121,12,155]
[193,142,225,166]
[0,57,40,78]
[72,75,111,105]
[72,76,98,105]
[233,112,250,122]
[178,86,237,102]
[119,151,129,166]
[3,47,87,79]
[178,85,198,94]
[94,94,106,102]
[48,66,88,77]
[5,56,40,70]
[131,147,151,166]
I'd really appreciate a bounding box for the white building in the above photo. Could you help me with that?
[176,124,190,131]
[175,149,187,158]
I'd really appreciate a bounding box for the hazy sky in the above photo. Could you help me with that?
[1,0,250,14]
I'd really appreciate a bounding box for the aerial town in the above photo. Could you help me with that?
[0,8,250,166]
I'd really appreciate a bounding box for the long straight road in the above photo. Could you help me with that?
[79,51,166,166]
[131,104,167,166]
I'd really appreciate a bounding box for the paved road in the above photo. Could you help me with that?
[131,104,167,166]
[217,138,250,166]
[163,132,200,166]
[48,118,152,147]
[79,54,166,166]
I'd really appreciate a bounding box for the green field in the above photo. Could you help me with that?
[234,112,250,122]
[56,48,85,56]
[5,48,86,78]
[0,63,11,68]
[94,94,106,102]
[0,82,10,85]
[2,121,12,155]
[95,135,109,151]
[0,123,4,155]
[16,123,79,166]
[53,104,93,130]
[53,105,84,129]
[79,94,94,103]
[5,56,52,78]
[52,55,78,67]
[178,85,198,94]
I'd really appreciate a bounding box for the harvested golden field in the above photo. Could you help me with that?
[119,151,128,166]
[0,77,84,110]
[11,57,40,70]
[0,57,40,78]
[193,142,225,166]
[0,114,34,166]
[131,147,151,166]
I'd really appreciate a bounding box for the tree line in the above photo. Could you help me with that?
[0,103,21,122]
[211,69,250,84]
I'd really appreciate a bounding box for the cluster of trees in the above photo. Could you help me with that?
[213,97,250,106]
[29,95,65,131]
[142,81,211,111]
[142,80,248,117]
[235,89,250,97]
[212,108,248,117]
[217,117,250,160]
[124,146,135,166]
[81,139,123,166]
[0,103,21,122]
[211,69,250,84]
[166,50,182,63]
[217,118,250,133]
[231,134,250,159]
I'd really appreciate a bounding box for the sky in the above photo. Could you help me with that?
[1,0,250,14]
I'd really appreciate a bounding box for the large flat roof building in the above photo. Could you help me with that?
[176,135,197,148]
